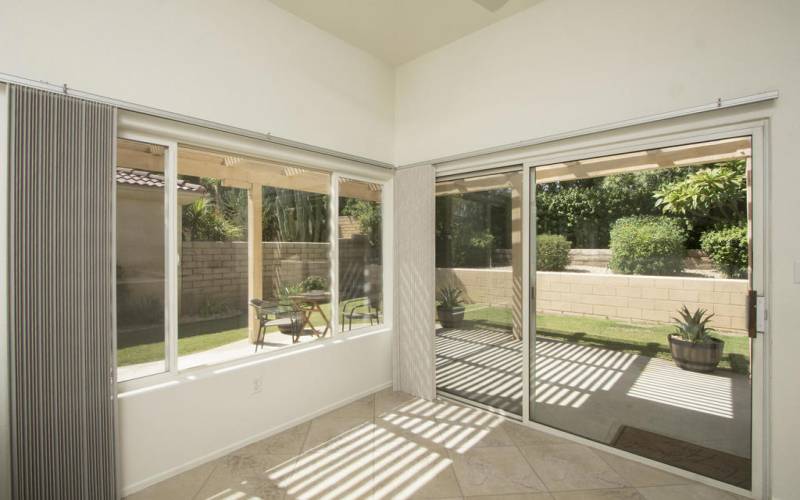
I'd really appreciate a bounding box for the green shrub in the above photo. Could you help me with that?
[700,225,748,278]
[609,216,686,275]
[300,275,327,292]
[537,234,571,271]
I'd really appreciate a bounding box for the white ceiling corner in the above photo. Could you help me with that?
[268,0,542,65]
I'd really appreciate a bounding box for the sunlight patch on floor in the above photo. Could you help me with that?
[627,360,735,418]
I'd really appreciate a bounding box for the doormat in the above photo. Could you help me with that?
[612,425,751,489]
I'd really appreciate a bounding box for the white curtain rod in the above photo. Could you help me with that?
[0,72,394,171]
[400,90,779,169]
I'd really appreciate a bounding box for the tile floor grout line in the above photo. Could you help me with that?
[297,414,314,455]
[513,433,553,495]
[190,461,219,500]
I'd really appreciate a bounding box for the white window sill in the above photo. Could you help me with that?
[116,325,392,397]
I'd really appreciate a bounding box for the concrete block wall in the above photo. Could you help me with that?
[181,241,331,316]
[181,241,249,316]
[180,239,374,316]
[436,267,748,333]
[436,268,514,307]
[537,272,748,333]
[261,242,330,299]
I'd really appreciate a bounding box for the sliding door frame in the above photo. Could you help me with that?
[524,121,767,499]
[434,108,771,500]
[433,166,525,419]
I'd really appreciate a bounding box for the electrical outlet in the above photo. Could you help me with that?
[252,376,263,395]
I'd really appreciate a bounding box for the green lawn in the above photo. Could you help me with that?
[458,304,751,375]
[117,315,252,366]
[118,298,380,367]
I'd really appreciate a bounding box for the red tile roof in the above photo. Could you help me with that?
[116,168,206,193]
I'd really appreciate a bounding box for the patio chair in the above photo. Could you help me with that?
[340,293,382,332]
[249,299,303,350]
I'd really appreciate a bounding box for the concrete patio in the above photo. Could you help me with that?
[435,327,751,460]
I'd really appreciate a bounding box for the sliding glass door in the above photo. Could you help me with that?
[528,137,756,489]
[434,171,523,416]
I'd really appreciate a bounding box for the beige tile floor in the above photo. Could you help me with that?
[127,389,748,500]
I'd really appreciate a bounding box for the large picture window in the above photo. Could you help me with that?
[115,137,387,383]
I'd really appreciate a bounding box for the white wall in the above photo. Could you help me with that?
[395,0,798,165]
[0,0,395,162]
[118,330,392,493]
[0,2,396,492]
[395,1,800,497]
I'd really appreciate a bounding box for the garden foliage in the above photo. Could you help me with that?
[609,216,686,275]
[341,197,382,248]
[535,168,692,248]
[537,234,571,271]
[700,225,749,279]
[654,161,746,226]
[436,189,511,268]
[180,176,331,243]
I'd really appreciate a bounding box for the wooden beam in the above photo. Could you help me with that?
[536,137,751,184]
[117,139,165,172]
[118,141,387,200]
[248,183,263,343]
[339,178,382,202]
[435,173,513,196]
[510,174,523,341]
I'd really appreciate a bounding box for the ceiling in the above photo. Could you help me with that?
[268,0,542,65]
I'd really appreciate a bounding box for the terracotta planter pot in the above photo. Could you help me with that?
[437,306,465,328]
[668,334,724,373]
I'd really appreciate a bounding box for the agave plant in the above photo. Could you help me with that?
[437,286,464,310]
[672,306,717,344]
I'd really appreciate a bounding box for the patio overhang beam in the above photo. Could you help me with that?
[435,172,515,196]
[117,140,382,201]
[535,137,751,184]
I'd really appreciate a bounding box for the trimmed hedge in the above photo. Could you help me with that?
[537,234,572,271]
[700,225,748,279]
[609,216,686,275]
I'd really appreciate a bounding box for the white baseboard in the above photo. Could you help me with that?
[122,379,393,496]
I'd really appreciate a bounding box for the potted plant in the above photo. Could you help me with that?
[668,306,724,373]
[437,286,465,328]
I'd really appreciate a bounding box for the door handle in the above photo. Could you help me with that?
[747,290,757,338]
[747,291,766,338]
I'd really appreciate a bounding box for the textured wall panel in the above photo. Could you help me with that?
[8,86,117,499]
[393,166,436,400]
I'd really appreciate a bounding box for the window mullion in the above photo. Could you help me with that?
[165,142,179,373]
[330,174,340,335]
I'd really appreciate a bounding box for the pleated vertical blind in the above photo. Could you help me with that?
[8,86,117,499]
[393,165,436,400]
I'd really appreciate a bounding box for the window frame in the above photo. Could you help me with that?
[334,172,390,334]
[115,128,393,392]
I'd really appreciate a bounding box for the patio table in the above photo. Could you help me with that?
[289,291,332,337]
